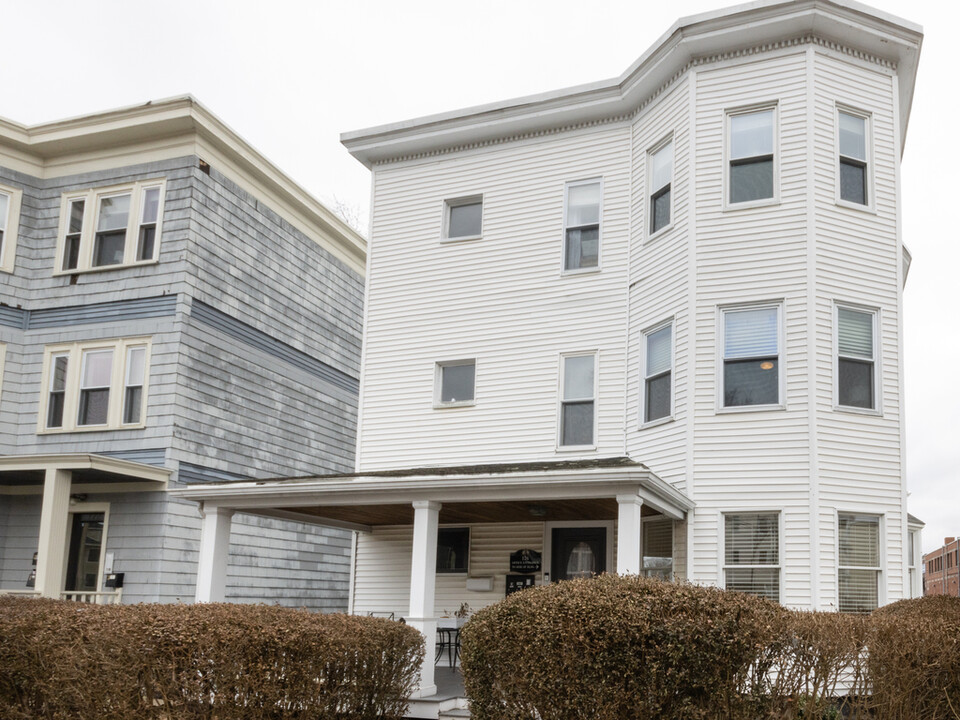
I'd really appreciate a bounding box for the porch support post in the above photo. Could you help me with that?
[616,494,644,575]
[408,500,441,698]
[35,468,72,598]
[195,504,234,603]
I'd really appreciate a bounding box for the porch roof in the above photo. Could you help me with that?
[172,456,693,530]
[0,453,171,493]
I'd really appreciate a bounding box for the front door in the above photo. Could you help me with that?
[551,527,606,581]
[64,512,104,593]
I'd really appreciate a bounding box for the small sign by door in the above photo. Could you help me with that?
[506,574,536,596]
[510,549,542,573]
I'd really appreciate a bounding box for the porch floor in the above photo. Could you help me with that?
[407,668,468,719]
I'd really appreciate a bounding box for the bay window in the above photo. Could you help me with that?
[721,304,781,408]
[728,107,776,205]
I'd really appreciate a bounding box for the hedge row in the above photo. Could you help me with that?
[0,597,424,720]
[460,575,960,720]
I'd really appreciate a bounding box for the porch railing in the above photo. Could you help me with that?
[60,590,123,605]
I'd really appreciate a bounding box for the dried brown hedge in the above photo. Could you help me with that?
[868,595,960,719]
[0,596,423,720]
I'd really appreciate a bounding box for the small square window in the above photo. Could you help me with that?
[728,108,775,205]
[563,180,601,271]
[721,305,781,408]
[437,528,469,573]
[444,197,482,240]
[436,360,476,405]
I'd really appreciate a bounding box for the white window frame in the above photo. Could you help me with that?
[54,179,165,275]
[717,301,785,413]
[835,105,874,211]
[646,136,674,240]
[561,178,603,275]
[557,351,598,451]
[0,182,23,273]
[724,103,779,210]
[836,510,885,613]
[441,195,483,243]
[833,302,881,415]
[37,338,151,433]
[640,318,674,428]
[0,343,6,406]
[720,510,782,603]
[434,359,477,408]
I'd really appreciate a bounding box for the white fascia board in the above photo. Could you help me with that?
[0,453,171,484]
[341,0,921,167]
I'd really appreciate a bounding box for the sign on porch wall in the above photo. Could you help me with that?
[510,549,542,573]
[506,574,536,596]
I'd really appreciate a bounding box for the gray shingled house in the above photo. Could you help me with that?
[0,97,365,609]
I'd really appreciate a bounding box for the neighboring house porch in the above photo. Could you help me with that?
[174,456,693,700]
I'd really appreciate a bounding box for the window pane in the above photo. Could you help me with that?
[97,194,130,232]
[561,401,594,446]
[730,159,773,203]
[563,355,594,400]
[47,392,65,428]
[646,326,672,376]
[448,201,481,238]
[440,363,475,403]
[725,307,778,358]
[567,182,601,227]
[78,389,110,425]
[564,227,599,270]
[839,514,879,568]
[840,161,866,204]
[123,386,142,424]
[437,528,469,573]
[725,514,779,566]
[839,358,874,409]
[839,569,878,613]
[839,112,866,161]
[126,347,146,386]
[141,187,160,224]
[651,187,671,234]
[82,350,113,388]
[69,200,85,234]
[651,143,673,191]
[93,231,125,266]
[724,358,778,406]
[0,193,8,232]
[730,110,773,159]
[51,355,69,392]
[137,225,156,261]
[725,567,780,601]
[838,308,874,359]
[63,235,81,271]
[645,373,671,422]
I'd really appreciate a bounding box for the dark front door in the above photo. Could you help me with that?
[64,512,104,593]
[551,527,606,582]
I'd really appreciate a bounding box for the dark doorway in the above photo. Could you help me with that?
[64,512,104,592]
[551,527,606,581]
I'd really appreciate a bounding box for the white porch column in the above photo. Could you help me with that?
[35,468,72,598]
[616,494,644,575]
[408,500,440,698]
[195,504,234,603]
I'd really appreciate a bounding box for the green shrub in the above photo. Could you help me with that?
[868,596,960,719]
[0,596,423,720]
[459,574,786,720]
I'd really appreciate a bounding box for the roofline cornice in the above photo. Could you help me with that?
[341,0,921,168]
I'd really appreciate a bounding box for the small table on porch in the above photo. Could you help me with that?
[435,626,461,668]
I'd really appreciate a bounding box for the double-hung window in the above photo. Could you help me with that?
[57,180,164,273]
[721,304,781,408]
[838,513,881,613]
[724,512,780,601]
[838,109,869,206]
[837,305,877,410]
[443,196,482,241]
[435,359,476,407]
[642,519,674,580]
[39,339,150,433]
[563,180,601,271]
[0,183,22,273]
[728,107,776,205]
[649,140,673,235]
[642,322,672,423]
[559,353,595,447]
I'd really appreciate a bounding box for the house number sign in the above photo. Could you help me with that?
[510,548,542,573]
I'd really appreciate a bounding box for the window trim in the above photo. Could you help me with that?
[557,351,598,451]
[835,105,875,212]
[561,177,603,276]
[0,182,23,273]
[723,103,780,210]
[717,301,785,413]
[434,359,477,408]
[441,195,483,243]
[639,317,675,428]
[833,301,882,415]
[646,136,674,241]
[37,338,152,434]
[836,510,886,613]
[720,510,782,603]
[0,343,6,406]
[54,180,165,275]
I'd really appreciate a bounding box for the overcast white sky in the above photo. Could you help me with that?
[6,1,956,553]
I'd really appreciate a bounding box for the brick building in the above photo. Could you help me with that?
[924,537,960,597]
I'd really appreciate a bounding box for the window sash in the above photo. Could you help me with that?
[561,354,595,446]
[644,324,672,423]
[722,306,780,408]
[724,512,780,601]
[438,362,475,404]
[565,181,601,270]
[447,201,482,239]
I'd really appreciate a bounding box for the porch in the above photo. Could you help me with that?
[175,456,693,708]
